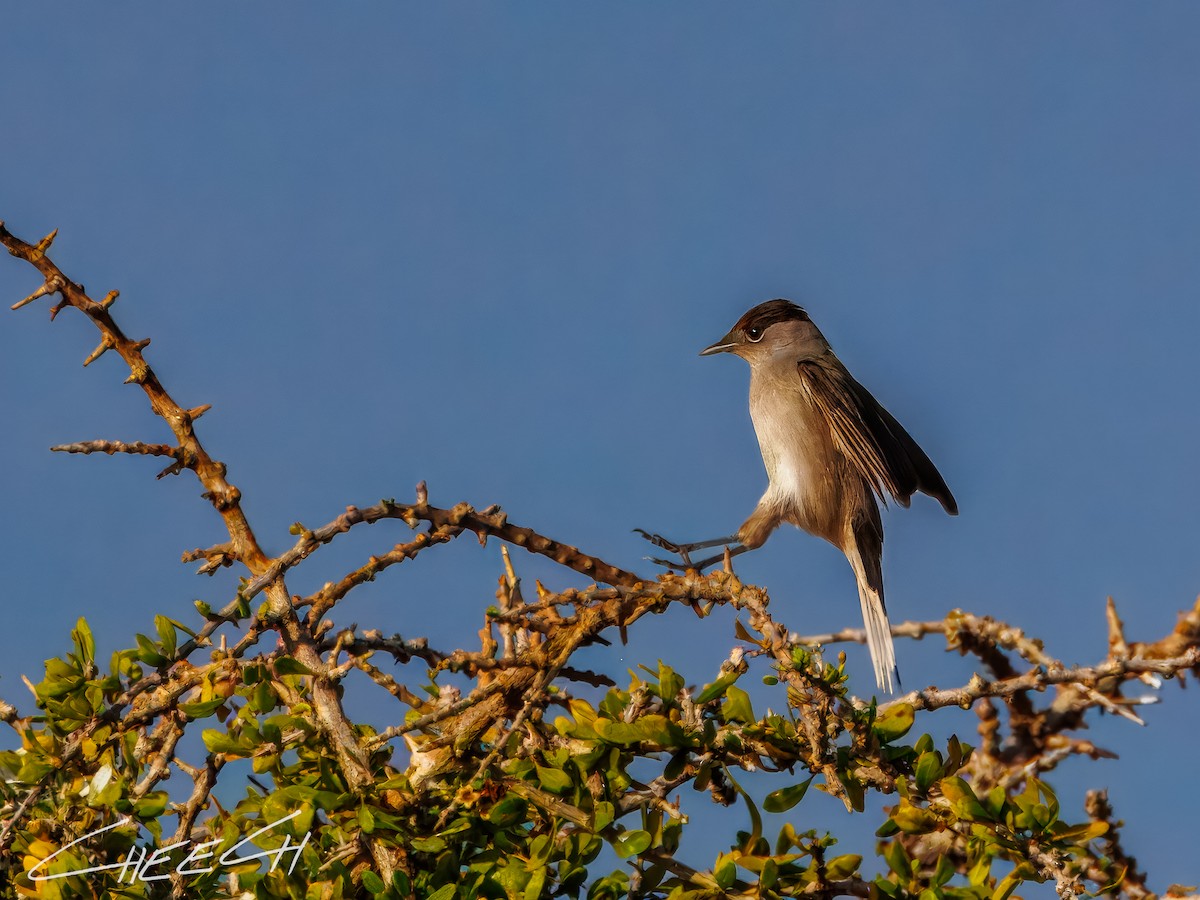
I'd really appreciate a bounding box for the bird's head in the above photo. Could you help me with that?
[700,299,825,363]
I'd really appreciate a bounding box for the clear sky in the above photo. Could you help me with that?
[2,5,1198,891]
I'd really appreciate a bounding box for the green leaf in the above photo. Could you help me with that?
[763,776,814,813]
[723,686,755,723]
[968,852,992,885]
[568,698,597,723]
[841,774,866,812]
[592,718,643,745]
[657,661,684,701]
[636,714,690,747]
[883,841,912,881]
[664,750,690,781]
[358,804,376,833]
[154,615,177,657]
[613,829,652,859]
[826,854,862,880]
[72,618,96,665]
[892,802,938,834]
[523,866,547,900]
[536,764,572,794]
[360,871,385,894]
[392,872,412,896]
[273,656,314,676]
[593,800,614,831]
[134,634,168,667]
[713,854,737,889]
[875,876,902,898]
[17,759,55,782]
[984,784,1007,819]
[932,855,955,887]
[992,870,1026,900]
[410,835,447,853]
[180,698,227,719]
[694,671,741,704]
[872,704,915,742]
[876,817,901,838]
[915,751,943,793]
[201,729,245,756]
[1052,820,1108,842]
[945,734,971,775]
[940,776,991,822]
[426,884,457,900]
[133,792,169,819]
[487,796,528,827]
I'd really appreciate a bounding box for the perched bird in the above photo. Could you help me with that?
[642,299,957,693]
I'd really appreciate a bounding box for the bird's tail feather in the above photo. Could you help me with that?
[857,581,899,694]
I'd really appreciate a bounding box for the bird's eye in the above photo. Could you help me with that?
[746,326,764,342]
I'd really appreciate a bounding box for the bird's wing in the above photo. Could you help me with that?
[798,360,958,514]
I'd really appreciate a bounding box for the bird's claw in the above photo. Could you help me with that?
[633,529,695,568]
[633,528,679,551]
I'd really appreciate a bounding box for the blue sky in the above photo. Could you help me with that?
[2,5,1198,890]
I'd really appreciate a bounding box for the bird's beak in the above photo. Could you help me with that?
[700,330,738,356]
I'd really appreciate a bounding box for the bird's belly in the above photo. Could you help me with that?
[751,402,844,541]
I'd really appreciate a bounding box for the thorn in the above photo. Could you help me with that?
[101,290,119,308]
[124,360,149,384]
[1106,597,1129,657]
[83,337,112,367]
[157,459,186,479]
[49,298,70,320]
[132,338,151,351]
[12,281,54,311]
[186,404,212,421]
[35,229,58,253]
[1126,694,1161,705]
[500,546,523,596]
[1082,685,1146,725]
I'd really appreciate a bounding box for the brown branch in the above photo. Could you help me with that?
[1083,789,1154,900]
[793,619,946,646]
[234,488,645,619]
[181,543,239,575]
[168,753,226,900]
[888,648,1200,714]
[1,221,391,877]
[51,439,180,459]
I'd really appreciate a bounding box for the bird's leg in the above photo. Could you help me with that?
[633,529,743,569]
[685,543,752,571]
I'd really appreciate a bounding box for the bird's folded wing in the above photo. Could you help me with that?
[798,361,958,514]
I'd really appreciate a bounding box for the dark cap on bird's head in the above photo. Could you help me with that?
[700,299,811,356]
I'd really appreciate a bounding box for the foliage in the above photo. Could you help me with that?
[1,221,1197,900]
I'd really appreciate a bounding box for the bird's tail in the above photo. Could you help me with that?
[846,523,899,694]
[856,580,899,694]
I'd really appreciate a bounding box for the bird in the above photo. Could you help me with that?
[639,299,957,693]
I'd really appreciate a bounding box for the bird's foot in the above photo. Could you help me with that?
[633,529,744,570]
[632,529,697,568]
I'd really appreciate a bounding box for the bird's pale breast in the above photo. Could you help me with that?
[748,370,848,542]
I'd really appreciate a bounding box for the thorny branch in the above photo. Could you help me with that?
[2,220,1199,899]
